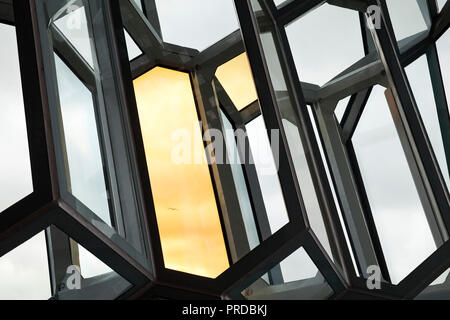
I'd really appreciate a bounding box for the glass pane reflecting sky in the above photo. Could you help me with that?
[437,30,450,114]
[285,3,364,86]
[352,85,436,284]
[124,29,142,61]
[0,24,33,213]
[385,0,429,43]
[154,0,239,51]
[220,111,260,251]
[54,54,112,226]
[406,55,450,190]
[0,232,51,300]
[246,116,289,235]
[53,5,94,68]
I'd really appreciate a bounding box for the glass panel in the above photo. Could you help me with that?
[352,85,438,284]
[131,0,143,11]
[285,3,365,86]
[0,23,33,213]
[154,0,239,51]
[0,232,51,300]
[385,0,430,45]
[438,0,447,11]
[133,66,229,278]
[54,54,112,227]
[250,0,338,264]
[220,111,260,251]
[405,55,450,190]
[243,247,333,300]
[246,116,288,234]
[53,3,94,68]
[335,96,351,123]
[307,107,360,276]
[124,29,142,61]
[215,53,258,111]
[437,30,450,113]
[415,268,450,300]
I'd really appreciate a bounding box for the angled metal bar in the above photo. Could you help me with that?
[187,30,245,70]
[427,45,450,185]
[314,100,382,278]
[276,0,324,27]
[318,60,385,102]
[141,0,161,38]
[431,0,450,41]
[0,0,13,23]
[341,88,372,143]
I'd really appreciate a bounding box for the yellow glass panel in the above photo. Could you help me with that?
[215,53,258,111]
[133,67,229,278]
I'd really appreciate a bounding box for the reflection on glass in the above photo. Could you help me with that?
[133,67,229,278]
[335,96,351,123]
[54,54,112,226]
[385,0,430,44]
[437,30,450,113]
[53,3,94,67]
[0,24,33,213]
[307,107,360,275]
[250,1,337,263]
[0,232,51,300]
[246,116,288,234]
[124,29,142,61]
[215,53,258,111]
[415,267,450,300]
[243,247,333,300]
[285,3,364,86]
[154,0,239,51]
[352,85,437,284]
[220,111,260,251]
[283,119,333,260]
[406,55,450,190]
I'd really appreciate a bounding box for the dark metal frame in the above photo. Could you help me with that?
[0,0,449,300]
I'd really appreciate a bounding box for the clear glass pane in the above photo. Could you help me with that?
[124,29,142,61]
[335,96,351,123]
[405,54,450,190]
[285,3,365,86]
[131,0,143,11]
[53,3,94,68]
[243,247,333,300]
[246,116,289,235]
[54,54,112,227]
[154,0,239,51]
[216,53,259,111]
[220,111,260,251]
[385,0,430,45]
[273,0,294,8]
[0,232,51,300]
[307,107,360,276]
[133,66,229,278]
[352,85,438,284]
[437,30,450,113]
[415,268,450,300]
[0,23,33,213]
[438,0,447,12]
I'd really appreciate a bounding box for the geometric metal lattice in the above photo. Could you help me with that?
[0,0,449,300]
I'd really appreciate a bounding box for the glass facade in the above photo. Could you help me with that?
[0,0,449,300]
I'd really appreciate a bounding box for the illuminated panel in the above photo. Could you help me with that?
[133,67,229,278]
[215,53,258,111]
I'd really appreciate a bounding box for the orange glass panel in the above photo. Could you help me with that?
[133,67,229,278]
[215,53,258,111]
